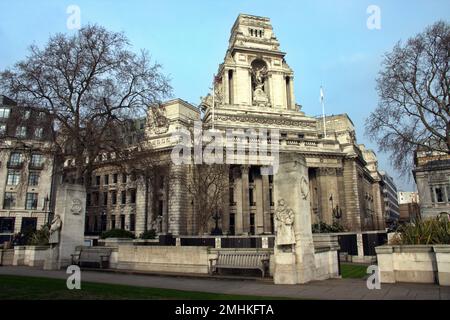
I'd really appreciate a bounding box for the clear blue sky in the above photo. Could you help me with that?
[1,0,449,191]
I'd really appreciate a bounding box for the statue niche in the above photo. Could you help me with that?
[251,59,270,108]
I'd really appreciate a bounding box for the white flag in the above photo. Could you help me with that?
[320,86,324,103]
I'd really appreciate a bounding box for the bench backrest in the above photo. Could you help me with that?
[79,248,112,262]
[217,252,269,267]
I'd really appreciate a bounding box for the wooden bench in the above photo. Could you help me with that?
[71,247,112,269]
[209,251,270,278]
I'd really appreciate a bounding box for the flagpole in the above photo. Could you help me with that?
[321,86,327,138]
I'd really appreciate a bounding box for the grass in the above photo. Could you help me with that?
[0,275,286,300]
[340,263,368,279]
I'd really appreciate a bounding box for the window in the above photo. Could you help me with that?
[104,175,109,185]
[103,192,108,206]
[0,124,6,135]
[269,187,274,206]
[28,171,40,186]
[113,173,118,184]
[0,217,15,233]
[9,152,23,165]
[159,176,164,189]
[111,215,116,229]
[6,170,21,185]
[111,191,117,205]
[86,193,91,206]
[435,187,444,203]
[120,214,125,229]
[229,188,235,205]
[130,189,136,204]
[0,107,10,119]
[130,214,136,231]
[447,186,450,202]
[92,192,99,206]
[250,213,255,235]
[249,188,255,206]
[25,193,38,210]
[158,200,164,216]
[229,214,235,235]
[122,174,127,184]
[121,191,126,204]
[96,176,101,186]
[34,127,43,139]
[30,154,43,167]
[15,126,26,138]
[3,192,16,209]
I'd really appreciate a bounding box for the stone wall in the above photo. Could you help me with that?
[113,245,210,274]
[376,245,450,286]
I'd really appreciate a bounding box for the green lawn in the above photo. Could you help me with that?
[0,275,286,300]
[340,263,368,279]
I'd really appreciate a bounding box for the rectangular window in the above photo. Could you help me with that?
[103,192,108,206]
[0,217,15,233]
[130,189,136,204]
[0,107,10,119]
[122,174,127,184]
[9,152,23,165]
[34,127,43,139]
[121,191,126,204]
[104,175,109,185]
[120,214,125,229]
[130,214,136,232]
[158,200,163,216]
[25,193,38,210]
[3,192,16,209]
[93,192,99,206]
[28,171,40,186]
[30,154,43,167]
[15,126,26,138]
[96,176,101,186]
[111,191,117,205]
[86,193,91,206]
[6,170,20,185]
[269,187,274,206]
[113,173,118,184]
[249,188,255,206]
[229,187,235,205]
[435,186,444,203]
[111,215,116,229]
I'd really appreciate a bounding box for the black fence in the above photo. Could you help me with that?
[363,232,387,256]
[337,234,358,255]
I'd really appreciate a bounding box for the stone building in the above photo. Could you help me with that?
[414,149,450,219]
[0,95,55,243]
[83,14,386,237]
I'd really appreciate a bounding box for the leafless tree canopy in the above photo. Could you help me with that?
[366,21,450,174]
[0,24,171,182]
[187,164,230,234]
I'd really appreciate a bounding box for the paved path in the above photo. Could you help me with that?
[1,266,449,300]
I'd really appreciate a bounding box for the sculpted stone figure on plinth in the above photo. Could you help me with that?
[275,199,295,246]
[49,214,62,245]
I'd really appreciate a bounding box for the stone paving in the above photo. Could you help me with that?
[0,266,449,300]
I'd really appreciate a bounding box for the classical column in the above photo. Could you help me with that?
[234,173,243,234]
[262,173,272,233]
[241,165,250,234]
[167,165,188,235]
[255,174,264,234]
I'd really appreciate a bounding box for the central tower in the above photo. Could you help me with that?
[205,14,297,112]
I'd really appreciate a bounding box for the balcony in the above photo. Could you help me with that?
[29,162,44,170]
[7,161,24,169]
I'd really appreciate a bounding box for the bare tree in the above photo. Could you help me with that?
[187,163,230,235]
[366,21,450,174]
[0,24,171,184]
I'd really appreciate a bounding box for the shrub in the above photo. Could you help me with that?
[100,228,135,239]
[395,216,450,245]
[312,221,345,233]
[139,229,157,239]
[28,225,50,245]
